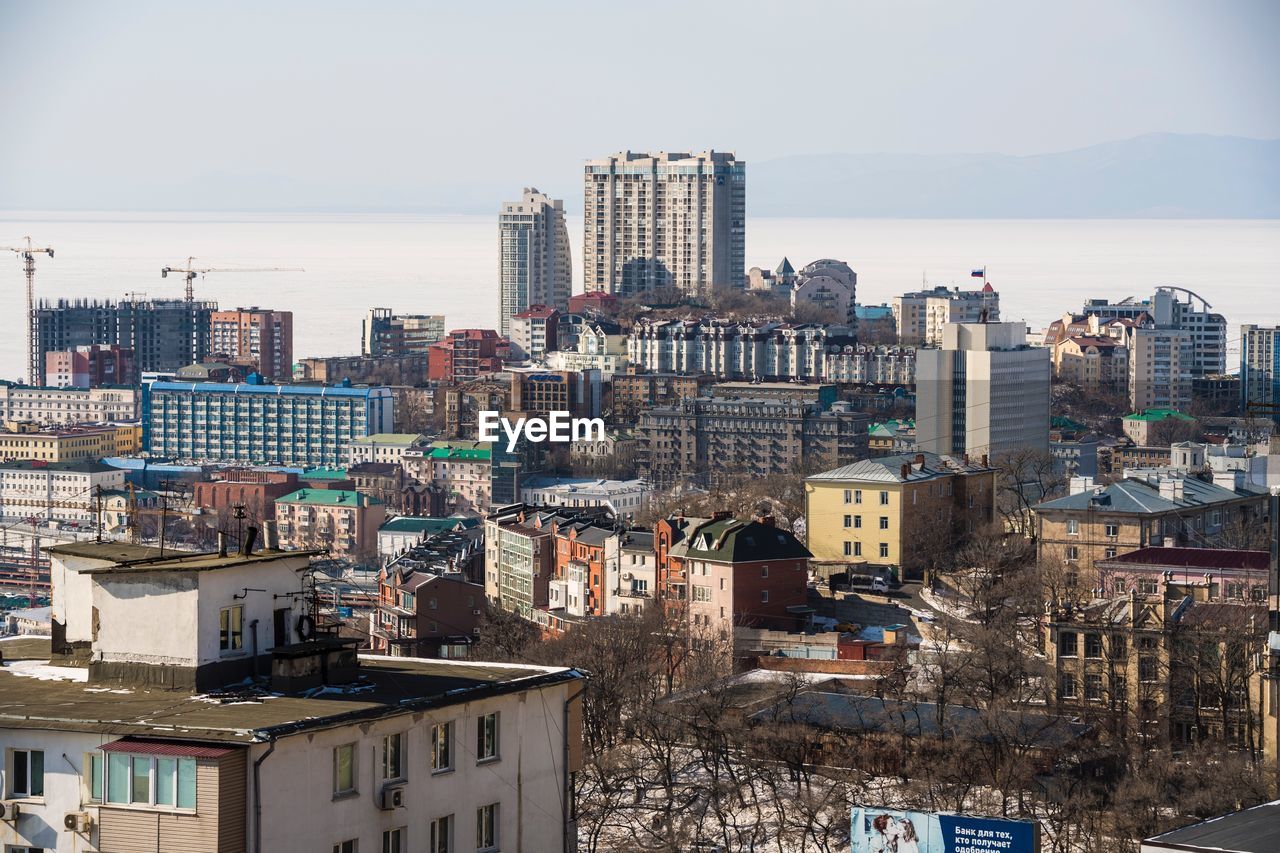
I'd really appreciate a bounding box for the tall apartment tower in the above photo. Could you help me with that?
[1241,325,1280,417]
[583,151,745,298]
[915,322,1050,459]
[499,188,572,336]
[1081,287,1225,376]
[209,307,293,379]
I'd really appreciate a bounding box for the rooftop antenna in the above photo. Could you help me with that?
[3,237,55,384]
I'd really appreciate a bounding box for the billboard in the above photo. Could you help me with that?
[851,808,1040,853]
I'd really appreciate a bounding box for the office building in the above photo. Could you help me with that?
[893,285,1000,345]
[915,322,1051,459]
[33,297,217,385]
[142,376,394,468]
[44,344,134,388]
[0,541,582,853]
[583,150,745,296]
[209,307,293,379]
[498,188,572,335]
[1241,324,1280,417]
[362,309,446,357]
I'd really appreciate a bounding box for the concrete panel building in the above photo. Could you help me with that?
[499,188,572,335]
[583,150,745,296]
[209,307,293,380]
[1241,324,1280,416]
[915,322,1050,459]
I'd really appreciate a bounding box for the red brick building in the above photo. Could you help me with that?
[427,329,510,383]
[567,291,620,316]
[553,523,613,617]
[209,307,294,380]
[657,511,812,637]
[372,570,485,658]
[191,468,298,520]
[45,345,135,387]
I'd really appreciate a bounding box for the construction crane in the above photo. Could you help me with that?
[161,257,304,303]
[2,237,55,385]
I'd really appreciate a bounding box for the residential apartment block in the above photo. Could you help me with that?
[0,460,126,523]
[0,540,582,853]
[44,344,134,388]
[791,259,857,326]
[583,150,745,296]
[361,308,447,357]
[499,188,572,334]
[427,329,509,383]
[0,424,140,463]
[348,432,427,466]
[804,452,997,580]
[506,305,559,362]
[1241,324,1280,416]
[915,322,1051,459]
[142,377,394,468]
[1081,287,1226,377]
[610,369,716,423]
[209,307,293,379]
[275,488,386,559]
[0,383,139,425]
[893,284,1000,345]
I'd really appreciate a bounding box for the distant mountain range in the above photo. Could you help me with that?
[750,133,1280,218]
[5,133,1277,217]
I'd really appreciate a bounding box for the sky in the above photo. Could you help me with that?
[1,0,1277,212]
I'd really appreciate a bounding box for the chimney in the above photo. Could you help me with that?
[263,520,279,550]
[241,526,259,556]
[1070,476,1094,495]
[217,531,229,558]
[914,453,926,466]
[981,454,989,468]
[901,463,911,479]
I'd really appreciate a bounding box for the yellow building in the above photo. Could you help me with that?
[804,451,997,580]
[0,423,140,462]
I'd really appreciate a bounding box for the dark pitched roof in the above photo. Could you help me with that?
[671,518,810,563]
[1145,800,1280,853]
[1100,547,1269,572]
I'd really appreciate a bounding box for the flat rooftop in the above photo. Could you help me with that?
[46,541,325,574]
[0,637,579,745]
[1143,799,1280,853]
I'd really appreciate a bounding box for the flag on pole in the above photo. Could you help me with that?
[971,268,985,278]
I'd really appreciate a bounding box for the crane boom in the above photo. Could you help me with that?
[4,236,55,384]
[161,257,304,302]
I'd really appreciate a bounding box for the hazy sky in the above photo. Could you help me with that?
[2,0,1277,211]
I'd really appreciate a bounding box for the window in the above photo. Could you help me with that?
[854,542,863,557]
[879,491,889,505]
[429,815,453,853]
[477,713,499,762]
[9,749,44,798]
[86,752,103,803]
[1066,519,1079,535]
[382,828,405,853]
[843,489,852,504]
[333,743,356,795]
[1084,634,1102,659]
[1104,523,1119,537]
[761,566,769,578]
[431,722,453,772]
[878,516,889,530]
[220,605,244,654]
[104,752,195,808]
[1059,674,1077,699]
[692,585,711,602]
[843,514,852,528]
[855,489,863,504]
[333,841,358,853]
[1104,547,1117,559]
[878,543,889,558]
[843,541,852,557]
[1059,632,1078,657]
[382,733,404,781]
[1085,674,1103,701]
[854,515,862,529]
[1139,656,1158,682]
[761,590,769,603]
[1065,546,1079,562]
[476,803,499,851]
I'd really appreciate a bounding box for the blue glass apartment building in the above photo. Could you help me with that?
[142,377,395,468]
[1241,324,1280,420]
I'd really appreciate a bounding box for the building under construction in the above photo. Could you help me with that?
[32,297,217,384]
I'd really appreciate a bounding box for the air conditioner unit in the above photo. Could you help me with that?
[472,609,482,616]
[378,782,406,810]
[64,811,94,833]
[0,800,20,821]
[621,572,633,581]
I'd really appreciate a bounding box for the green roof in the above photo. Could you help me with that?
[671,518,811,563]
[278,489,381,507]
[380,516,481,534]
[429,443,491,461]
[301,467,351,480]
[1123,408,1194,423]
[352,433,425,446]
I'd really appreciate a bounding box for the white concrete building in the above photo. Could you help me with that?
[519,476,651,518]
[0,460,126,524]
[1,540,584,853]
[0,383,139,425]
[893,285,1000,345]
[545,323,629,378]
[791,259,857,326]
[347,432,426,466]
[915,322,1051,459]
[583,150,745,296]
[607,530,656,617]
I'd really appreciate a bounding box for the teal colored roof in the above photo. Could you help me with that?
[278,489,381,507]
[353,433,424,446]
[380,516,480,534]
[302,467,350,480]
[670,518,810,563]
[1123,408,1194,423]
[429,445,491,461]
[869,419,913,435]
